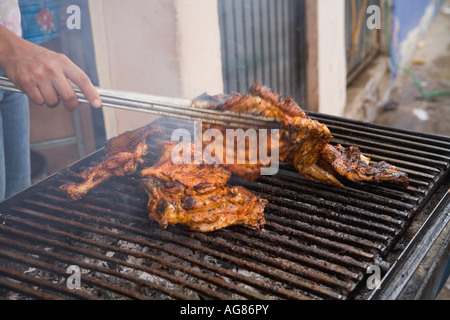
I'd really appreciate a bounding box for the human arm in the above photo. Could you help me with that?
[0,25,101,111]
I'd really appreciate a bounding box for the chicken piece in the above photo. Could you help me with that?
[319,144,409,188]
[197,83,409,188]
[200,84,342,186]
[141,141,267,232]
[60,125,163,200]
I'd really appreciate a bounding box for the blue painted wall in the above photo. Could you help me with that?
[390,0,446,78]
[393,0,435,44]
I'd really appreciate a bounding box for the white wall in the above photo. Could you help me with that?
[307,0,347,116]
[88,0,223,137]
[90,0,349,138]
[174,0,224,100]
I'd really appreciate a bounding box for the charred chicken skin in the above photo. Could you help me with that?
[59,83,408,234]
[319,144,409,186]
[141,141,267,232]
[199,83,409,188]
[60,125,266,232]
[60,125,163,200]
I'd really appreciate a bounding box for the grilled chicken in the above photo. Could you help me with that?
[320,144,409,186]
[141,141,267,232]
[60,125,163,200]
[198,83,409,188]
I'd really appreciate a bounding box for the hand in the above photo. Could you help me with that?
[0,26,102,111]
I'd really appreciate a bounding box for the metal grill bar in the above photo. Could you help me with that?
[55,177,371,273]
[0,278,60,300]
[0,243,151,300]
[0,254,95,300]
[7,204,277,300]
[188,232,345,299]
[0,267,63,300]
[311,114,450,151]
[32,195,323,299]
[4,191,316,300]
[1,216,220,300]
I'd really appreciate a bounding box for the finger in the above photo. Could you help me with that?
[12,75,45,105]
[64,65,102,108]
[52,76,79,111]
[37,82,60,108]
[22,84,45,106]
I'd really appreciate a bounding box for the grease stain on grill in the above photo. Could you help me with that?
[0,116,449,300]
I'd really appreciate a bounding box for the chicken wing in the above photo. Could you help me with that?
[60,125,163,200]
[320,144,409,187]
[197,83,409,188]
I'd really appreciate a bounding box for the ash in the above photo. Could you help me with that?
[0,221,313,300]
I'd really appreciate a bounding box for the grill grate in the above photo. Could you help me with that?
[0,114,449,300]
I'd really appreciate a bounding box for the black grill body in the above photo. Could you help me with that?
[0,114,449,300]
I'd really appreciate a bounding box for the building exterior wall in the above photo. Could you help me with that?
[306,0,347,116]
[390,0,446,78]
[88,0,223,137]
[175,0,224,100]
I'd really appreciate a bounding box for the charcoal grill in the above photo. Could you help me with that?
[0,113,449,300]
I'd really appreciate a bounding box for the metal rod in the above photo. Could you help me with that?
[0,75,278,129]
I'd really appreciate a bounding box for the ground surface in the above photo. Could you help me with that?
[373,3,450,138]
[371,2,450,300]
